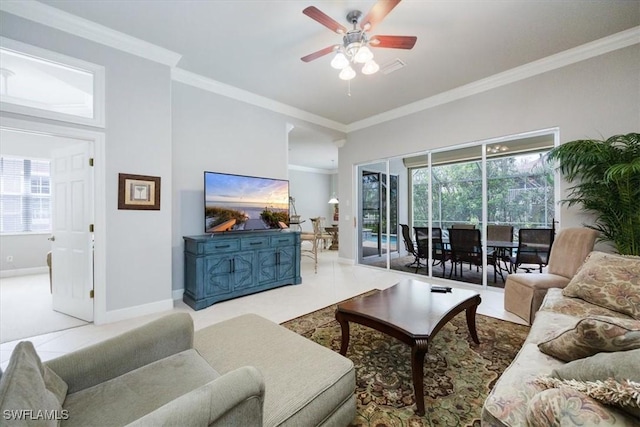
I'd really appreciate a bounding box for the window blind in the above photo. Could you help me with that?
[0,157,51,233]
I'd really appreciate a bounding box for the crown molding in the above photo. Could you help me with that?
[171,68,347,132]
[347,26,640,132]
[288,164,336,174]
[0,0,182,67]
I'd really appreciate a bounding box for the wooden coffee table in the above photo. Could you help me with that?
[335,279,481,415]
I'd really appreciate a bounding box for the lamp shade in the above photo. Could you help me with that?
[362,59,379,75]
[338,66,356,80]
[330,52,349,69]
[328,197,339,204]
[354,46,373,64]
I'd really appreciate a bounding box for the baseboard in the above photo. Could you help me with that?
[172,289,183,301]
[337,257,355,265]
[0,267,48,278]
[102,298,174,324]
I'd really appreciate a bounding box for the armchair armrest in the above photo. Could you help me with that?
[45,313,194,393]
[125,366,265,427]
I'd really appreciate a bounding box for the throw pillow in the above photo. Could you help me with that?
[0,341,68,426]
[538,315,640,362]
[551,349,640,383]
[526,387,633,426]
[533,377,640,420]
[563,251,640,319]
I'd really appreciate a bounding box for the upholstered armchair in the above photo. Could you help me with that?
[504,227,598,324]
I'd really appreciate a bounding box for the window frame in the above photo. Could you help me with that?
[0,37,105,128]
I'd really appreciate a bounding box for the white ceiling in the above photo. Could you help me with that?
[8,1,639,170]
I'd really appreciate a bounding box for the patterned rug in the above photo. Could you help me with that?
[281,291,529,427]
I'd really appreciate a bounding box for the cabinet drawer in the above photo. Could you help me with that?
[201,239,240,254]
[241,236,269,250]
[271,234,296,247]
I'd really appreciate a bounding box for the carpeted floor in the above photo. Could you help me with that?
[282,292,529,427]
[0,274,88,343]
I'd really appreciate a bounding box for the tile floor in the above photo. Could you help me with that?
[0,250,527,369]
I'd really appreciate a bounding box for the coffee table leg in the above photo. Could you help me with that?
[411,339,429,416]
[465,303,480,344]
[335,311,350,355]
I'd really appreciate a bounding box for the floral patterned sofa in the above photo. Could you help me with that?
[482,251,640,426]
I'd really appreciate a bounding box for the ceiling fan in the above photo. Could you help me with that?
[301,0,417,80]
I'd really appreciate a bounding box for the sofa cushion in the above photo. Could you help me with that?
[195,313,355,427]
[538,316,640,362]
[551,348,640,383]
[0,341,68,427]
[61,349,219,427]
[526,386,639,426]
[533,377,640,420]
[540,289,633,319]
[563,251,640,319]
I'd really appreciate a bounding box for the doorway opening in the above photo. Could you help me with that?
[0,126,95,343]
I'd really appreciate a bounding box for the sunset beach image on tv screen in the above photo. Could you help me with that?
[204,172,289,232]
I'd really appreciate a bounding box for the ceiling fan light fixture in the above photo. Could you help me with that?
[330,51,349,69]
[339,65,356,80]
[361,59,379,75]
[354,45,373,64]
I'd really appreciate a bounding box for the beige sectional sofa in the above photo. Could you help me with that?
[0,312,356,426]
[483,251,640,426]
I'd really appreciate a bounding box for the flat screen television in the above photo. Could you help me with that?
[204,171,290,233]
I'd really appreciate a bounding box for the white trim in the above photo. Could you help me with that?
[0,267,48,278]
[0,0,181,67]
[288,164,336,174]
[171,68,347,133]
[0,37,106,128]
[101,298,174,324]
[347,26,640,132]
[0,116,107,325]
[172,289,183,301]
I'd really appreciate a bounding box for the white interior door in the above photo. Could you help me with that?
[51,142,94,322]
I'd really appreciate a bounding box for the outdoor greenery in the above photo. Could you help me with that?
[412,152,554,233]
[546,133,640,255]
[361,172,398,237]
[260,209,289,228]
[205,206,246,229]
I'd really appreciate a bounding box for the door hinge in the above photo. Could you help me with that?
[90,290,94,298]
[89,158,94,167]
[89,224,94,232]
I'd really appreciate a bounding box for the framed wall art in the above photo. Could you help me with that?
[118,173,160,210]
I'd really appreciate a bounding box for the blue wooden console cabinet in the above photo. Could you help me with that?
[183,231,302,310]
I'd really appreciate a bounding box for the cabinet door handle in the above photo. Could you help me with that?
[276,252,280,264]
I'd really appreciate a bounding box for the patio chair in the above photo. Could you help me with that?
[400,224,423,271]
[417,226,449,278]
[448,228,483,279]
[487,224,514,278]
[451,223,475,229]
[511,228,554,273]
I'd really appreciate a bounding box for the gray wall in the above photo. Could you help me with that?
[339,45,640,260]
[1,12,173,312]
[288,169,334,233]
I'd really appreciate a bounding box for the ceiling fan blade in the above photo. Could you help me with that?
[301,45,337,62]
[303,6,347,34]
[361,0,402,32]
[369,35,417,49]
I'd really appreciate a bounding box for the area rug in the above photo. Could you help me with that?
[281,291,529,427]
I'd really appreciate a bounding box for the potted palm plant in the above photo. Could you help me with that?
[546,132,640,255]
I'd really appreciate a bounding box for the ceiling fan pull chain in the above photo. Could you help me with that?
[348,79,351,97]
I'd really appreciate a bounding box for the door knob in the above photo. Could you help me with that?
[48,236,55,241]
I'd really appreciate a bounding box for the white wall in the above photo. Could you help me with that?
[1,12,173,314]
[339,45,640,260]
[288,168,333,233]
[170,82,339,292]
